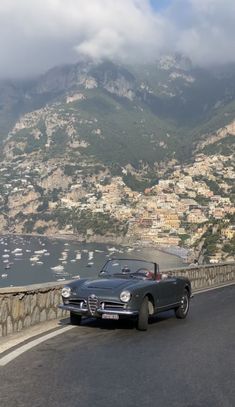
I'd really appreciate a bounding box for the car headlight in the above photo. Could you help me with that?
[120,290,131,303]
[62,286,71,298]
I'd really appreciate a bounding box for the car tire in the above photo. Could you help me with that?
[70,312,82,325]
[137,296,149,331]
[175,289,190,319]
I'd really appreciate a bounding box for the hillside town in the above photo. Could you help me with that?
[0,150,234,265]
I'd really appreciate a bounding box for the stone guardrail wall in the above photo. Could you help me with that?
[0,282,68,338]
[165,261,235,291]
[0,262,235,338]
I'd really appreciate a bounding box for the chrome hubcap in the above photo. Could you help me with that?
[181,294,189,314]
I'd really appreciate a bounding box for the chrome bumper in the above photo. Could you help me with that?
[58,304,138,316]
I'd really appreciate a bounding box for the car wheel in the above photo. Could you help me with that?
[175,289,190,319]
[137,296,149,331]
[70,312,82,325]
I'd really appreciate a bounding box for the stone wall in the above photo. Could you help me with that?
[0,262,234,338]
[166,261,235,291]
[0,282,68,337]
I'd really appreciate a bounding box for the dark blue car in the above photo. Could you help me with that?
[59,258,192,331]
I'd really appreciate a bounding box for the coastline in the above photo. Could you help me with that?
[1,232,190,261]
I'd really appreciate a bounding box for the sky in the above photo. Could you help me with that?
[1,0,235,78]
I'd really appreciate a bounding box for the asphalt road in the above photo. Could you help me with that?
[0,286,234,407]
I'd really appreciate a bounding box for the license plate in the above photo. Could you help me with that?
[102,314,119,320]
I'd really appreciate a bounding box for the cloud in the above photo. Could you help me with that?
[0,0,235,78]
[167,0,235,66]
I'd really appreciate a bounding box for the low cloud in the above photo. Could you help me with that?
[0,0,235,78]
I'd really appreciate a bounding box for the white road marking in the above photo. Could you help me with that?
[0,326,74,367]
[193,281,235,295]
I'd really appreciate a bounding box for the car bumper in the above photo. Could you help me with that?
[58,304,139,317]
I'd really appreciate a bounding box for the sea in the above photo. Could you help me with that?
[0,235,186,288]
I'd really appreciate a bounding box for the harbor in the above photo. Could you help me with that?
[0,235,186,287]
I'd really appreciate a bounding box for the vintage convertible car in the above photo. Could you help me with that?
[59,258,192,331]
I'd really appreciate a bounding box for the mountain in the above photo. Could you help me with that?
[1,55,235,166]
[0,56,234,258]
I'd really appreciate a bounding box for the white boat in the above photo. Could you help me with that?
[51,265,64,272]
[1,273,8,278]
[88,251,94,260]
[72,275,80,279]
[30,256,40,262]
[15,253,23,256]
[57,278,66,281]
[12,248,22,253]
[76,252,81,260]
[70,259,76,263]
[2,254,9,258]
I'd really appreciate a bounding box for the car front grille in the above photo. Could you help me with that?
[67,298,125,315]
[101,301,125,311]
[88,295,99,315]
[69,299,87,310]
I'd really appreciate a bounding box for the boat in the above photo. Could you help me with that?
[51,265,64,272]
[1,273,8,278]
[72,275,80,279]
[30,256,39,262]
[76,252,81,260]
[12,248,22,253]
[88,251,94,260]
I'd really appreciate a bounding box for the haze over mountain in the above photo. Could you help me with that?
[1,0,235,78]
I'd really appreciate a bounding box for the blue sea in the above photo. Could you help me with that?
[0,235,185,288]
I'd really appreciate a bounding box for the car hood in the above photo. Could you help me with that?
[83,278,139,290]
[72,278,141,297]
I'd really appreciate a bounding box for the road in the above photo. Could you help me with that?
[0,286,234,407]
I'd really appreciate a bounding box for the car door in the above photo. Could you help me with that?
[155,276,179,308]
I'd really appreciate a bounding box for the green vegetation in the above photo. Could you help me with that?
[55,207,128,236]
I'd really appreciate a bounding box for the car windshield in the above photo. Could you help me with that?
[100,259,156,280]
